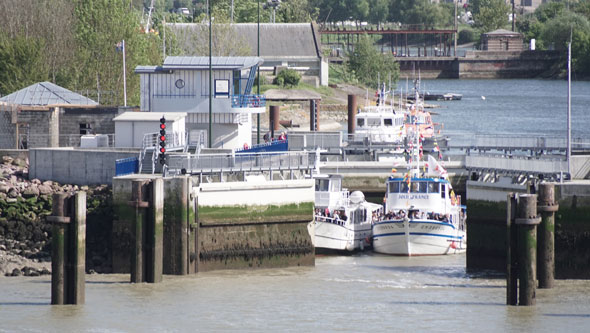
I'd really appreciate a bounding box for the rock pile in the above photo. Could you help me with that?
[0,155,113,276]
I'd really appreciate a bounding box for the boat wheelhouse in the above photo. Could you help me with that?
[352,105,406,145]
[311,174,382,252]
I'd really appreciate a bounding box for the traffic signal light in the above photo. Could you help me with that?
[159,116,166,165]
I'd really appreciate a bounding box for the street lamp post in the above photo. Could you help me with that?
[208,0,213,148]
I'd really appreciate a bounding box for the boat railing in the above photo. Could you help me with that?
[314,214,347,227]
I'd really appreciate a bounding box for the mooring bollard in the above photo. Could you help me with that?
[128,179,163,283]
[537,183,558,289]
[506,193,518,306]
[48,191,86,305]
[515,194,542,306]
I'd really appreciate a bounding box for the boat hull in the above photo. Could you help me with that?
[313,220,372,252]
[372,219,466,256]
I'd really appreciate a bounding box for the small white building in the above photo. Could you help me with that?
[135,56,265,149]
[113,112,187,148]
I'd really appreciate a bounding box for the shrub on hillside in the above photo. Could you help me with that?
[273,69,301,87]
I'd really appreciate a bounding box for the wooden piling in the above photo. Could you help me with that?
[129,180,149,283]
[50,193,69,305]
[537,183,558,289]
[146,178,164,283]
[347,94,357,135]
[49,192,86,305]
[270,105,280,138]
[515,194,541,306]
[69,191,86,304]
[506,193,518,305]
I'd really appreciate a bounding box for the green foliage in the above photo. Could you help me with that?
[329,63,358,85]
[347,34,399,89]
[0,33,48,95]
[472,0,510,33]
[458,28,476,45]
[273,69,301,87]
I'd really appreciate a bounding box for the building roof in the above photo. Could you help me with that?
[0,82,98,106]
[167,23,320,58]
[483,29,523,37]
[135,56,263,73]
[113,111,187,122]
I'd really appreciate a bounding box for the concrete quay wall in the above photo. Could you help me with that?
[466,180,590,278]
[112,175,315,274]
[397,51,560,79]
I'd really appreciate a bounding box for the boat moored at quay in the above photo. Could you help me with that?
[311,174,383,252]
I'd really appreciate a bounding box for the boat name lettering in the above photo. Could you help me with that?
[399,194,429,200]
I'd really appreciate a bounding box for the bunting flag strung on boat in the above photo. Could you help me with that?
[427,154,448,179]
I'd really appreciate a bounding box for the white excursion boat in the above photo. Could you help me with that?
[351,84,406,146]
[311,174,383,252]
[372,90,466,256]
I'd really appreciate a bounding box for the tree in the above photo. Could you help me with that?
[471,0,509,33]
[0,33,48,95]
[348,34,399,88]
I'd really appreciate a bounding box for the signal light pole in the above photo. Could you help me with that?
[159,116,166,166]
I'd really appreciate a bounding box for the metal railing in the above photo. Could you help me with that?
[17,133,115,149]
[447,134,590,151]
[231,94,266,108]
[166,151,315,175]
[466,155,567,174]
[288,132,343,151]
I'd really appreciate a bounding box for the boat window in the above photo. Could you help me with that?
[384,118,393,126]
[400,182,409,193]
[410,181,427,193]
[316,179,329,192]
[441,184,446,198]
[427,182,439,193]
[388,181,400,193]
[357,118,365,127]
[330,178,341,192]
[367,118,381,126]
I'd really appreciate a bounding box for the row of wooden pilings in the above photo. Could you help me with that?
[267,95,359,135]
[506,182,558,306]
[48,179,165,305]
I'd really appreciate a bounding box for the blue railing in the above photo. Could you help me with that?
[231,94,266,108]
[235,139,288,153]
[116,157,139,176]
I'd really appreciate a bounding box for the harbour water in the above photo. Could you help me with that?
[2,254,590,332]
[1,79,590,332]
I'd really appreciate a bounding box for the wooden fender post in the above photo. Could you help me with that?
[515,194,541,306]
[537,183,558,289]
[506,193,518,305]
[129,180,149,283]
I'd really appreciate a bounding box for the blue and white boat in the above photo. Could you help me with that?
[372,90,466,256]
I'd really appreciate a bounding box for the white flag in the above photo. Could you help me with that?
[427,154,448,179]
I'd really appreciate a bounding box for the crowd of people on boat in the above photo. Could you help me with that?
[314,208,348,225]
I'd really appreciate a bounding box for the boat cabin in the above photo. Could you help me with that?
[385,177,454,214]
[314,174,347,208]
[353,107,405,144]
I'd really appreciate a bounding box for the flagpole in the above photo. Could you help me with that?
[122,39,127,107]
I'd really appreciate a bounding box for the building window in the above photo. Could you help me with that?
[175,79,185,89]
[520,0,532,6]
[80,123,92,135]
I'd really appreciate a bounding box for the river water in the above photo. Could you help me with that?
[1,254,590,332]
[2,79,590,332]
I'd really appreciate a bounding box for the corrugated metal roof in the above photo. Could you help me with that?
[0,82,98,106]
[167,23,320,58]
[162,56,262,70]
